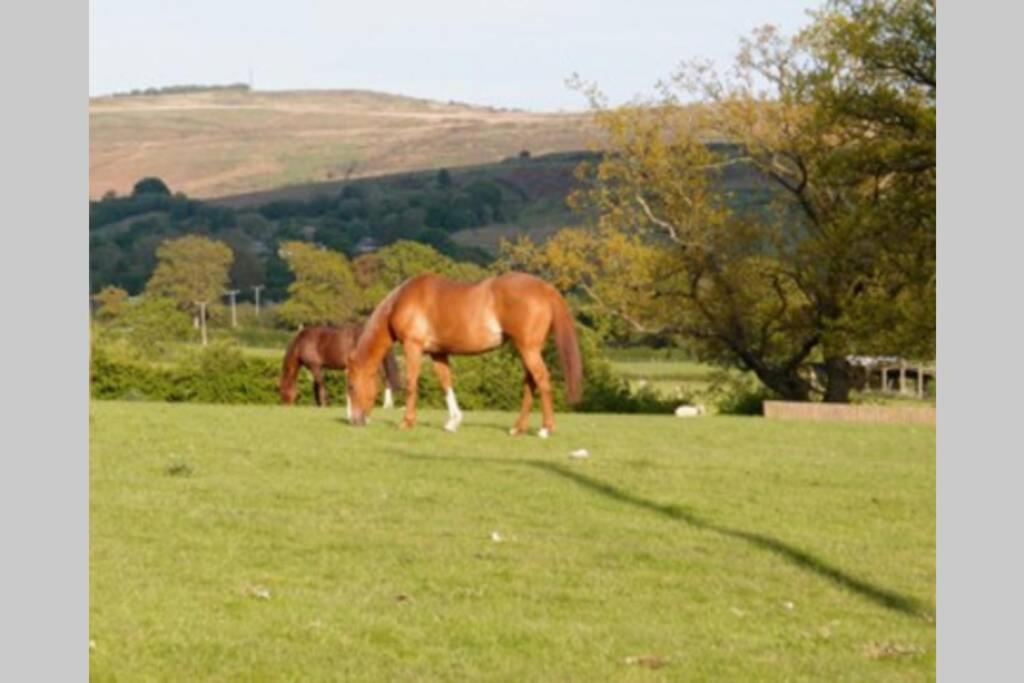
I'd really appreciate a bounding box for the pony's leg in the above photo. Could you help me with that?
[520,349,555,437]
[509,371,537,436]
[430,354,463,432]
[310,366,328,407]
[382,385,394,409]
[400,343,423,430]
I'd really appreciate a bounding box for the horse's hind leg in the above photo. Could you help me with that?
[509,371,537,436]
[430,354,462,432]
[519,348,555,438]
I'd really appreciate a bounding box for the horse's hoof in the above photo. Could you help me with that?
[508,427,523,436]
[444,420,461,433]
[398,420,415,430]
[537,428,550,439]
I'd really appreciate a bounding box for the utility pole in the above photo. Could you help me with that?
[252,285,264,317]
[195,301,208,346]
[224,289,240,328]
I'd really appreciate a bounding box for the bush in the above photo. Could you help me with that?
[703,370,773,415]
[90,329,672,413]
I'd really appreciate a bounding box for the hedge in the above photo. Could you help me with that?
[90,334,673,414]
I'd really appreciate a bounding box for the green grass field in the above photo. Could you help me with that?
[90,401,934,681]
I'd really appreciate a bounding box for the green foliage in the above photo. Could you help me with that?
[145,235,234,314]
[88,155,571,299]
[90,329,668,414]
[91,285,129,321]
[275,241,360,326]
[132,177,171,196]
[529,0,935,404]
[93,296,194,359]
[703,370,774,416]
[90,342,279,404]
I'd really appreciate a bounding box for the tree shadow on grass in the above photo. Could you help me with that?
[390,448,933,620]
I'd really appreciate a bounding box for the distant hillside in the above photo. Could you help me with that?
[89,89,595,199]
[88,151,598,297]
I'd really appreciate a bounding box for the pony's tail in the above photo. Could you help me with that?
[381,347,403,391]
[551,292,583,404]
[279,331,304,404]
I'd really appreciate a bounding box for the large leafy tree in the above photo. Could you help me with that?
[276,241,360,326]
[145,235,234,317]
[507,0,934,402]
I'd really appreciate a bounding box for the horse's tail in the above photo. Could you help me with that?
[550,291,583,404]
[279,330,305,404]
[381,347,403,391]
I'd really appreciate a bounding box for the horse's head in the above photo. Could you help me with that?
[279,377,298,405]
[346,351,379,426]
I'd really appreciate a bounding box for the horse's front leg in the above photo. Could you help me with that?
[431,354,462,432]
[400,343,423,430]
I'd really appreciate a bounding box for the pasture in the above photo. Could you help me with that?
[90,401,934,681]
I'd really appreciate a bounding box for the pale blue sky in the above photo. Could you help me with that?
[90,0,821,111]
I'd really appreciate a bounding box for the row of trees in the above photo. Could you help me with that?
[90,170,506,298]
[501,0,934,403]
[92,236,489,335]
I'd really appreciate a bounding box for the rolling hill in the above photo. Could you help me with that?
[89,88,781,297]
[89,89,596,200]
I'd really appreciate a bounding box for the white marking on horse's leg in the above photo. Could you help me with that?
[444,388,463,432]
[383,387,394,409]
[537,427,550,439]
[346,394,352,422]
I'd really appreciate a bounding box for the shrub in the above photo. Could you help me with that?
[90,329,672,414]
[703,370,773,415]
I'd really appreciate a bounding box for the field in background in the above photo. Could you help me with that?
[90,401,935,681]
[89,90,594,199]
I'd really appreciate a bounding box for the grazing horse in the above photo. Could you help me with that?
[345,272,582,436]
[279,323,401,412]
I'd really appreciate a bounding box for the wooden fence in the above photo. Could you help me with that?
[763,400,936,426]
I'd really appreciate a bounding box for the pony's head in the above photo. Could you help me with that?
[346,352,379,426]
[279,376,298,405]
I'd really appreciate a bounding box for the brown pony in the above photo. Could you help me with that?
[279,324,401,413]
[345,272,582,436]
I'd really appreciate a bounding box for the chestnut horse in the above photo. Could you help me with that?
[345,272,582,436]
[279,324,401,412]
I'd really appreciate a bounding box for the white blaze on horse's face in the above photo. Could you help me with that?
[444,388,463,432]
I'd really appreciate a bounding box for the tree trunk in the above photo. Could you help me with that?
[752,367,813,402]
[822,355,853,403]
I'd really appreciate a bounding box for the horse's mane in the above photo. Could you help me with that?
[352,280,407,362]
